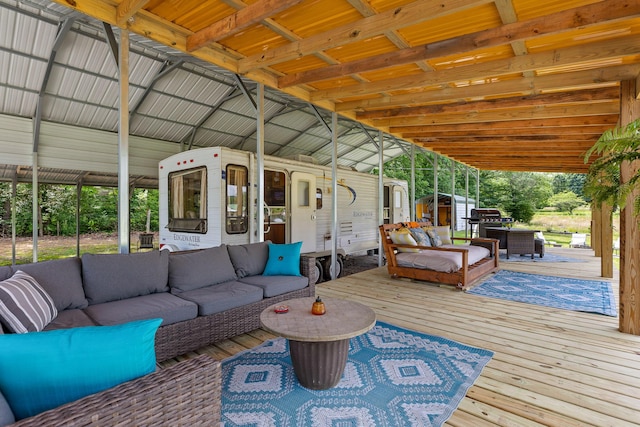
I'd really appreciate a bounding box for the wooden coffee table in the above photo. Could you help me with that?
[260,297,376,390]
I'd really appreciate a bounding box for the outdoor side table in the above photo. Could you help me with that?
[260,297,376,390]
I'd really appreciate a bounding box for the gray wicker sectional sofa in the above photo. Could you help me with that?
[0,241,315,426]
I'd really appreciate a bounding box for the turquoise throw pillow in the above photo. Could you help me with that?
[263,242,302,276]
[0,318,161,420]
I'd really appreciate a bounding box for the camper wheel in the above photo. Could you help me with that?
[322,256,343,281]
[313,260,324,284]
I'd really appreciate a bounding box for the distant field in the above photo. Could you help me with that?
[455,206,620,248]
[529,207,620,247]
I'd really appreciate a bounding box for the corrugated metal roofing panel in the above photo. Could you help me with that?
[130,115,193,142]
[0,0,436,186]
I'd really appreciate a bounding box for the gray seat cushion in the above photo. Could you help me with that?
[168,245,237,293]
[84,293,197,326]
[82,250,169,305]
[43,309,97,331]
[227,242,269,278]
[175,281,263,316]
[238,274,308,298]
[0,390,15,427]
[11,258,88,310]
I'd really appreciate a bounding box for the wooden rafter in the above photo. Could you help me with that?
[335,66,639,112]
[357,87,619,120]
[186,0,302,52]
[279,0,640,88]
[313,34,640,101]
[237,0,492,73]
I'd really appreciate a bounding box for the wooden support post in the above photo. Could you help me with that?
[599,203,613,279]
[592,205,601,257]
[619,79,640,335]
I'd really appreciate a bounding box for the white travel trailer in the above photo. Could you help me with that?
[158,147,409,281]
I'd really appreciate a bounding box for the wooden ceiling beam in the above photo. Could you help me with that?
[116,0,150,26]
[413,135,596,143]
[335,65,638,112]
[390,116,619,133]
[357,87,619,119]
[415,141,593,150]
[453,158,589,165]
[401,127,609,138]
[424,148,591,154]
[237,0,492,72]
[449,157,589,165]
[186,0,302,52]
[371,102,618,127]
[279,0,640,88]
[474,164,590,172]
[418,141,594,148]
[313,34,640,101]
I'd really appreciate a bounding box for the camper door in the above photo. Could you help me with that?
[290,172,316,253]
[385,184,408,224]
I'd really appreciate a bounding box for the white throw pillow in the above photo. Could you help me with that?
[434,226,453,245]
[389,229,420,253]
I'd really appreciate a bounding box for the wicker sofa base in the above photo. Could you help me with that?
[10,355,221,427]
[155,284,314,361]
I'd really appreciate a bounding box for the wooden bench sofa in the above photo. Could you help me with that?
[379,222,500,289]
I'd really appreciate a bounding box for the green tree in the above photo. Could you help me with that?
[379,152,477,200]
[552,174,569,194]
[566,174,586,199]
[40,184,77,236]
[479,171,552,223]
[547,191,585,213]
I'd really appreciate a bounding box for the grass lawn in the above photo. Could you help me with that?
[0,233,151,266]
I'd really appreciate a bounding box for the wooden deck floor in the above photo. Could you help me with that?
[167,248,640,426]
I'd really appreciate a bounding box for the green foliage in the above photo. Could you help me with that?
[584,118,640,214]
[479,171,552,222]
[552,174,586,199]
[547,191,585,214]
[378,152,479,200]
[0,183,159,237]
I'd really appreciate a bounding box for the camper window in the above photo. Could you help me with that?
[316,188,323,209]
[167,167,207,233]
[226,164,248,234]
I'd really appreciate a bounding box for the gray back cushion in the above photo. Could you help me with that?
[0,266,11,282]
[227,242,269,278]
[12,258,88,310]
[169,245,237,293]
[82,250,169,305]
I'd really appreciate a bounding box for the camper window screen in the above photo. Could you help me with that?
[226,164,248,234]
[167,167,207,233]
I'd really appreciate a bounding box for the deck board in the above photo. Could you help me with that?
[163,248,640,426]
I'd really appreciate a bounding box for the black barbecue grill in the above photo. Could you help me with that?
[463,208,514,237]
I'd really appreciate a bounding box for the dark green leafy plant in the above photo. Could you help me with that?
[584,118,640,214]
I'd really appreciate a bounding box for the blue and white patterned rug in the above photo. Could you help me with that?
[221,321,493,426]
[499,251,586,263]
[467,270,617,316]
